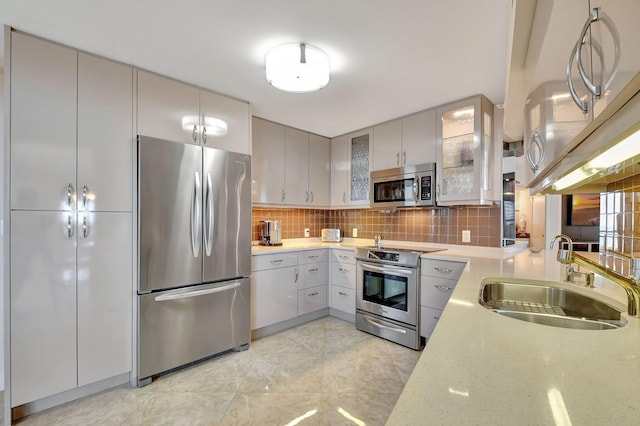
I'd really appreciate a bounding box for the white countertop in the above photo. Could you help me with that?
[387,249,640,425]
[252,239,640,423]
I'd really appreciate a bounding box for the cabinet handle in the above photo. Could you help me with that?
[281,189,285,203]
[576,8,620,99]
[434,267,453,274]
[295,268,299,283]
[396,152,400,166]
[339,255,349,260]
[567,38,589,113]
[310,191,314,203]
[338,267,349,272]
[305,191,309,202]
[82,216,88,239]
[192,124,198,142]
[308,292,319,297]
[270,259,283,264]
[67,183,74,207]
[403,151,406,165]
[433,315,441,321]
[308,267,319,272]
[202,125,207,144]
[525,131,545,173]
[82,184,88,210]
[67,216,73,239]
[436,184,440,197]
[338,291,347,296]
[434,284,453,292]
[343,192,346,203]
[308,255,319,259]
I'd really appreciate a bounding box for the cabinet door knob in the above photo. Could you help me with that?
[82,216,88,239]
[67,183,74,207]
[67,215,73,239]
[192,124,199,142]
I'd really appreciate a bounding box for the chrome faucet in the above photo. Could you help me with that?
[550,234,640,317]
[550,234,594,287]
[374,234,382,249]
[550,234,574,264]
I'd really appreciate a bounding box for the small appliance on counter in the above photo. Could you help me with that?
[259,220,282,246]
[321,228,342,242]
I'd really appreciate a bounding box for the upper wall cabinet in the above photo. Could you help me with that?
[10,33,133,212]
[252,117,330,207]
[137,70,250,154]
[523,0,640,186]
[436,95,496,206]
[372,110,436,171]
[330,129,372,208]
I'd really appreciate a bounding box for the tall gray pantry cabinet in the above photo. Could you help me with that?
[7,31,133,410]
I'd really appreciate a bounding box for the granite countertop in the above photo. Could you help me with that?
[387,249,640,425]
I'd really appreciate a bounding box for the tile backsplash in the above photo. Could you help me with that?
[252,206,502,247]
[600,171,640,274]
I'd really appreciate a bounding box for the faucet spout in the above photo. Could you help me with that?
[550,234,575,264]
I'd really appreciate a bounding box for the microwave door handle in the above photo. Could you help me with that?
[413,177,419,203]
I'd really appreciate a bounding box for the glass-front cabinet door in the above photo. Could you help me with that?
[436,95,495,205]
[349,129,371,206]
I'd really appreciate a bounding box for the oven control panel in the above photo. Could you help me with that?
[368,250,400,262]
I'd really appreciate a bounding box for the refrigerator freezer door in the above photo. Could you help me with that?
[203,147,252,282]
[138,136,203,293]
[137,277,251,380]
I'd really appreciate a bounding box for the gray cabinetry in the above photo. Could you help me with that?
[252,118,330,207]
[436,95,495,205]
[138,70,250,153]
[372,110,436,171]
[7,31,133,409]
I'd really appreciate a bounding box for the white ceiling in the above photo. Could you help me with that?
[1,0,510,138]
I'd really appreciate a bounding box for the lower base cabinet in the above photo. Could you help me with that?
[10,211,132,406]
[420,258,466,339]
[251,266,298,329]
[329,249,357,318]
[329,286,356,314]
[298,286,328,316]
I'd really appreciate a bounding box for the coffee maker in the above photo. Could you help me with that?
[259,220,282,246]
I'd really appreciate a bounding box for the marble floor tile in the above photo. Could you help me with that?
[9,316,422,425]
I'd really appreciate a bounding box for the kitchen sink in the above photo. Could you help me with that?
[479,280,628,330]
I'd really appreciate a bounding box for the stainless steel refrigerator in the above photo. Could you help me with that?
[136,135,251,386]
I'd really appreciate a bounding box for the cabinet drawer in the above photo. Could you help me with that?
[298,263,328,290]
[330,286,355,315]
[330,261,356,289]
[331,249,355,264]
[298,285,328,315]
[420,276,458,310]
[252,252,298,271]
[298,249,327,264]
[421,258,466,280]
[420,305,443,339]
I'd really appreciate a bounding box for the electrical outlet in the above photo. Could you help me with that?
[462,230,471,243]
[352,227,358,238]
[304,228,310,238]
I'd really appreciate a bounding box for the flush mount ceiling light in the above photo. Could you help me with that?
[265,43,330,93]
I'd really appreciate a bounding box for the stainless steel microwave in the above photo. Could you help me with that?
[370,163,436,208]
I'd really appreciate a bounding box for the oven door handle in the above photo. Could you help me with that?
[360,262,414,276]
[364,316,408,334]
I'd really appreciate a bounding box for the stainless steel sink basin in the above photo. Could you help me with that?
[479,281,628,330]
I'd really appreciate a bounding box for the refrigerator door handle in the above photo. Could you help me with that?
[154,281,242,302]
[191,171,201,258]
[204,172,214,256]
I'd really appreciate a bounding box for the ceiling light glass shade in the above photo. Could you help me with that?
[265,43,330,93]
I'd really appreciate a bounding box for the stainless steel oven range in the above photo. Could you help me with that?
[354,246,444,350]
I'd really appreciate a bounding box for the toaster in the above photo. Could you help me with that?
[321,228,342,242]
